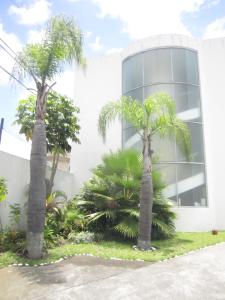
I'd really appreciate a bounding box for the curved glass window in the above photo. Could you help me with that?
[122,47,207,207]
[144,84,201,120]
[122,54,143,93]
[144,49,172,84]
[172,48,199,84]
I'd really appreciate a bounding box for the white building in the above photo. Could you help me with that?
[70,34,225,232]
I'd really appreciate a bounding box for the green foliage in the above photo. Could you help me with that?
[44,191,86,241]
[9,204,21,227]
[15,92,80,154]
[46,190,67,214]
[12,15,85,84]
[0,177,7,203]
[15,92,81,193]
[63,204,86,235]
[44,226,59,249]
[0,231,26,254]
[45,191,67,240]
[67,231,96,244]
[98,93,191,160]
[76,149,176,240]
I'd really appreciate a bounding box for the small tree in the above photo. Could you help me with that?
[15,92,80,194]
[98,93,191,250]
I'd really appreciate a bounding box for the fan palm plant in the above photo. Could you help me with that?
[12,15,85,258]
[77,149,176,240]
[98,93,191,250]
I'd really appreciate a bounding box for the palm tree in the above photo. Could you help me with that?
[98,93,191,250]
[12,15,85,258]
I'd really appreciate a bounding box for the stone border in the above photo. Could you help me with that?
[7,241,225,268]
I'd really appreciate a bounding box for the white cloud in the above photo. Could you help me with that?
[106,48,122,55]
[203,17,225,39]
[27,29,45,44]
[203,0,220,8]
[92,0,207,39]
[0,24,22,86]
[89,36,104,51]
[8,0,51,25]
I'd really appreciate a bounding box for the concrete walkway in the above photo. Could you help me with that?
[1,243,225,300]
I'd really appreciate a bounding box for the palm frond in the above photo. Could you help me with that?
[91,192,115,202]
[120,208,140,218]
[98,97,145,142]
[114,218,138,239]
[87,210,116,223]
[98,100,123,142]
[76,200,96,206]
[172,117,192,160]
[148,94,192,160]
[152,217,175,238]
[144,93,176,117]
[12,15,85,86]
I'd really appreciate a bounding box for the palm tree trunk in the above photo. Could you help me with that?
[26,87,47,259]
[138,129,153,250]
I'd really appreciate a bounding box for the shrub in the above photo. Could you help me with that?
[62,199,86,235]
[68,231,96,244]
[44,191,86,241]
[76,149,176,241]
[0,230,25,254]
[9,203,21,227]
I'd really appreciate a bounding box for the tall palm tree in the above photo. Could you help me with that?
[98,93,191,250]
[12,15,85,258]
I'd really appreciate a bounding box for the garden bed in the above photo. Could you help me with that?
[0,232,225,268]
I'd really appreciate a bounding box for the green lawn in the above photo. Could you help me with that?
[0,232,225,268]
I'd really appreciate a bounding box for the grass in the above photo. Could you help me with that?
[0,232,225,268]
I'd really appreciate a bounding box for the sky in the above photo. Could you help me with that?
[1,0,225,140]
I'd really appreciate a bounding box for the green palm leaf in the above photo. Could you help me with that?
[114,218,138,239]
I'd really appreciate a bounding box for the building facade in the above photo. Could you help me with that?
[70,34,225,231]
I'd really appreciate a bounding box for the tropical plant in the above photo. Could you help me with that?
[0,177,7,203]
[98,94,191,249]
[76,149,176,241]
[62,202,86,235]
[44,191,85,241]
[0,230,26,254]
[9,203,21,227]
[46,190,67,214]
[15,92,80,194]
[12,15,85,258]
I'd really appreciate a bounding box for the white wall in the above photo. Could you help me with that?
[70,54,122,192]
[173,207,214,231]
[0,150,75,230]
[199,38,225,230]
